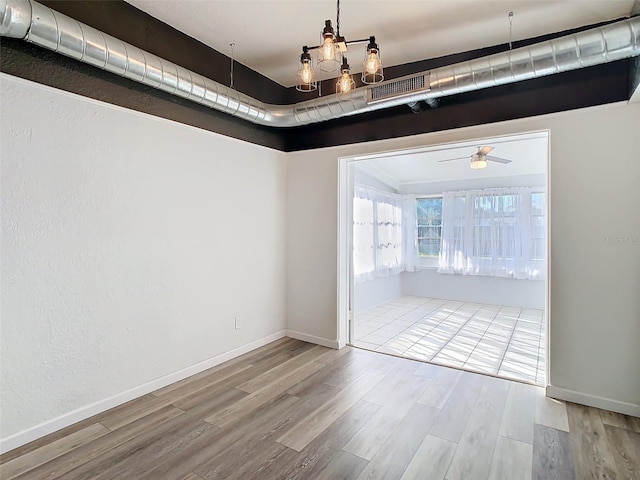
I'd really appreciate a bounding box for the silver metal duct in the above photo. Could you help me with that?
[1,0,639,128]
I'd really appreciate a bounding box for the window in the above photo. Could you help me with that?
[416,197,442,257]
[438,188,546,279]
[530,192,546,260]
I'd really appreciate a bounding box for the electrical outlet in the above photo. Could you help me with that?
[235,316,242,330]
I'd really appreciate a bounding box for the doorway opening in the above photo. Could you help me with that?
[338,131,549,386]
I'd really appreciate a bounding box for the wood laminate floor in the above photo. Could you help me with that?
[1,338,638,480]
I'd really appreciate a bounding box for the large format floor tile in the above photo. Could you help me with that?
[352,296,546,385]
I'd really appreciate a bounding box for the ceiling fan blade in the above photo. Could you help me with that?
[437,157,469,163]
[486,156,512,164]
[478,146,494,155]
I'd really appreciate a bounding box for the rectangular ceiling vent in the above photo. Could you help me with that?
[367,73,431,104]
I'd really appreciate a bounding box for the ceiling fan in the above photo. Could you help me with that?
[438,146,513,169]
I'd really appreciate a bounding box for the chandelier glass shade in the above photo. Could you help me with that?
[296,47,317,92]
[336,57,355,98]
[362,36,383,84]
[317,20,341,72]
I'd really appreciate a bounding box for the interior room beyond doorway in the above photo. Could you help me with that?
[349,131,549,386]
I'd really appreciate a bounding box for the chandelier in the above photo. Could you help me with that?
[296,0,384,95]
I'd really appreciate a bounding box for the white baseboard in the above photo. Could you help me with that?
[0,330,287,455]
[546,385,640,417]
[286,330,339,349]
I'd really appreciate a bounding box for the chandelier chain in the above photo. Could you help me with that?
[230,42,236,88]
[336,0,340,37]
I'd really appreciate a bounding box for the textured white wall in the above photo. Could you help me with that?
[285,150,339,340]
[2,72,639,449]
[0,75,287,439]
[286,102,640,412]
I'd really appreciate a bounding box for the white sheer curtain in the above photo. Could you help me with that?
[353,187,376,282]
[402,194,421,272]
[353,185,404,283]
[438,187,546,279]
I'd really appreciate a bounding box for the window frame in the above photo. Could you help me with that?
[415,194,443,268]
[530,191,546,261]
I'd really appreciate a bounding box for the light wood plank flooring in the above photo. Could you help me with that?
[1,338,638,480]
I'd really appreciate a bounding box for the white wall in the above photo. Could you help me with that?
[354,275,403,313]
[402,271,545,309]
[398,173,546,195]
[0,75,287,447]
[286,101,640,415]
[356,270,545,312]
[354,168,398,192]
[2,72,638,453]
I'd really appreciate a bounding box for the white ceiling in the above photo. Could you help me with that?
[125,0,635,88]
[354,131,548,187]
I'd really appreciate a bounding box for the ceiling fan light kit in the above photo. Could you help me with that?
[470,154,488,169]
[296,0,384,93]
[439,146,514,170]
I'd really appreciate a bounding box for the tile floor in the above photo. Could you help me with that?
[352,296,546,385]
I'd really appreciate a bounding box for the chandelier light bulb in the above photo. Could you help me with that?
[365,52,380,75]
[322,37,335,60]
[301,63,313,84]
[317,20,341,72]
[361,37,383,84]
[336,57,355,96]
[339,72,352,93]
[296,47,317,92]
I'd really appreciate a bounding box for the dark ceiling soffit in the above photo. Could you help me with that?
[2,37,630,152]
[37,0,289,105]
[36,0,634,103]
[1,0,634,151]
[284,60,631,151]
[631,56,640,100]
[0,39,287,151]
